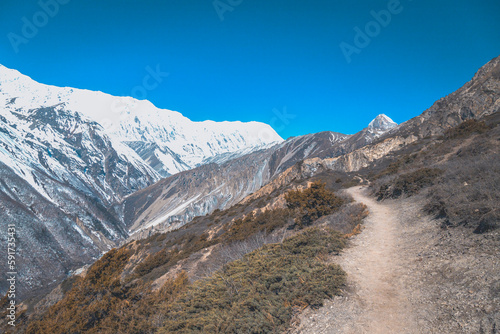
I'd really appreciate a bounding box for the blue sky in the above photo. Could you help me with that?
[1,0,499,139]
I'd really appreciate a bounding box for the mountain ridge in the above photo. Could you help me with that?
[122,116,396,237]
[0,64,283,176]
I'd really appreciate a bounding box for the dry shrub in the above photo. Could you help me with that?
[159,228,346,334]
[134,249,171,277]
[375,168,443,200]
[425,153,500,233]
[224,208,293,242]
[444,119,489,139]
[195,231,284,280]
[425,122,499,233]
[372,153,419,180]
[26,247,132,334]
[316,202,369,235]
[370,117,499,234]
[286,181,344,227]
[344,224,363,238]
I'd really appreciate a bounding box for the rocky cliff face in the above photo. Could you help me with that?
[328,56,500,173]
[389,56,500,139]
[0,104,155,299]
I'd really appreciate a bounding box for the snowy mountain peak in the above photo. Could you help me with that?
[0,64,26,79]
[0,64,283,176]
[368,114,397,131]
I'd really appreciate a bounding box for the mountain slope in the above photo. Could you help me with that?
[174,56,499,229]
[386,55,500,139]
[122,115,397,237]
[8,56,499,334]
[0,65,282,300]
[299,56,500,174]
[121,131,342,236]
[0,104,155,299]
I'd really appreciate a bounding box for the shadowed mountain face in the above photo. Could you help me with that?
[0,105,157,299]
[121,131,348,236]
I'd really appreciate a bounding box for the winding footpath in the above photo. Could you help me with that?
[339,186,418,333]
[292,186,420,333]
[292,185,499,334]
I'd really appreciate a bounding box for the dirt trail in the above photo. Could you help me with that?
[339,186,418,333]
[291,186,499,334]
[292,186,420,333]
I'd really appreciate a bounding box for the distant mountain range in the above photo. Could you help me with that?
[123,114,398,238]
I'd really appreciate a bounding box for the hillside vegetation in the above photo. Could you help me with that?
[20,181,365,334]
[159,228,345,333]
[371,115,500,234]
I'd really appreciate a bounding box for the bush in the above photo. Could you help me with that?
[134,249,171,277]
[225,181,346,240]
[444,119,489,139]
[194,232,284,279]
[372,154,418,180]
[26,247,132,334]
[159,228,346,334]
[376,168,443,200]
[285,181,344,227]
[424,154,500,233]
[224,208,293,242]
[318,202,369,235]
[341,178,361,189]
[370,118,499,234]
[138,232,216,281]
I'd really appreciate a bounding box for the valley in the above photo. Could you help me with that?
[0,55,498,333]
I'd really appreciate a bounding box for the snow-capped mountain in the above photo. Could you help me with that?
[368,114,398,135]
[0,64,282,299]
[0,65,283,176]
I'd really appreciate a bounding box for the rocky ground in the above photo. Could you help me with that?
[290,186,500,334]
